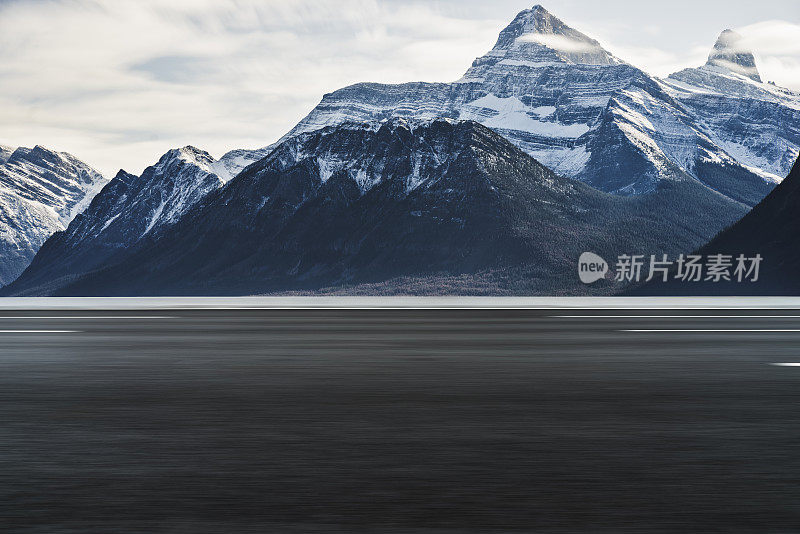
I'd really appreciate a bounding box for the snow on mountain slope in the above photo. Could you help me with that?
[0,145,107,286]
[5,146,225,290]
[123,146,223,239]
[665,30,800,182]
[217,5,785,205]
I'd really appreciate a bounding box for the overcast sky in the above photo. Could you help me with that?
[0,0,798,175]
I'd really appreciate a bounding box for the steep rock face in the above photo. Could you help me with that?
[666,31,800,182]
[6,146,223,292]
[635,156,800,295]
[218,5,781,206]
[4,120,747,296]
[0,145,107,286]
[704,156,800,292]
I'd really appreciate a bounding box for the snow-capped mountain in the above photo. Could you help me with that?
[5,146,224,291]
[665,30,800,182]
[219,5,790,206]
[4,119,747,296]
[76,146,223,241]
[0,145,107,286]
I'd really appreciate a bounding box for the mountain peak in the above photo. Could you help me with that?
[174,145,213,161]
[112,169,137,185]
[496,6,579,44]
[705,29,761,82]
[512,5,561,34]
[155,146,217,176]
[488,5,619,65]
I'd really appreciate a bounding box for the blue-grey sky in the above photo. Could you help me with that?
[0,0,797,175]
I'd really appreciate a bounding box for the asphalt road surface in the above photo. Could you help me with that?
[2,308,800,533]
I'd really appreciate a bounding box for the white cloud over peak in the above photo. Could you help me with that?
[735,20,800,87]
[737,20,800,55]
[516,33,599,54]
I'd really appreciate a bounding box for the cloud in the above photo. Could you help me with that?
[0,0,502,175]
[737,20,800,55]
[758,55,800,89]
[515,33,599,54]
[732,20,800,86]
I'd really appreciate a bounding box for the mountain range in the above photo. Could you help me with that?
[220,6,798,202]
[2,5,798,295]
[3,147,224,292]
[0,145,106,286]
[2,119,747,296]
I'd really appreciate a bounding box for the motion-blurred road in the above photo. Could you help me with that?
[2,309,800,532]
